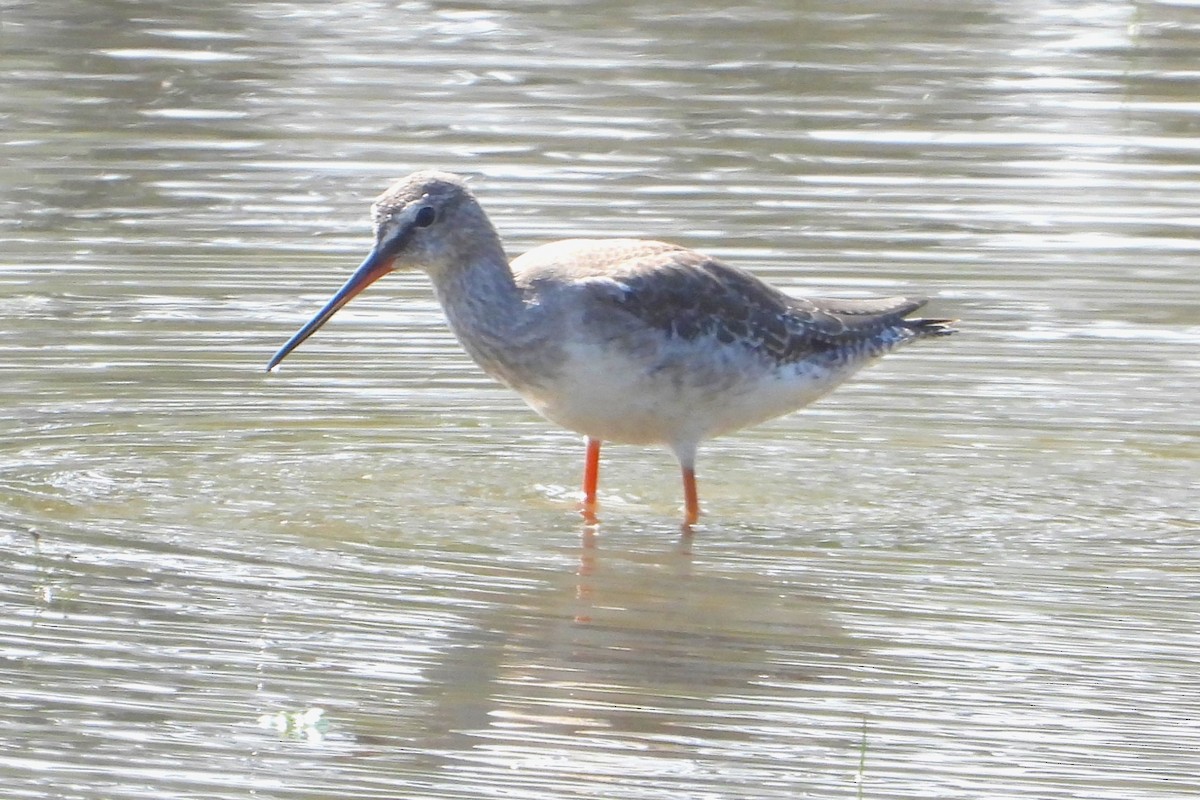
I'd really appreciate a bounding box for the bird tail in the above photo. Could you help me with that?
[907,317,958,338]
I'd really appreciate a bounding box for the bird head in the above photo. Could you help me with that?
[266,170,493,371]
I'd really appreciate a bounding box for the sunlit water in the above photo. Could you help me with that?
[2,2,1198,798]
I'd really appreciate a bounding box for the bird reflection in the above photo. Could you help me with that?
[404,530,856,773]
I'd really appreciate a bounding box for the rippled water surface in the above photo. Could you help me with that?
[3,2,1199,798]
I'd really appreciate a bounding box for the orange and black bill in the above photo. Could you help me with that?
[265,244,394,371]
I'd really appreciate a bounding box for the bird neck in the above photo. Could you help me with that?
[433,252,525,334]
[431,254,560,390]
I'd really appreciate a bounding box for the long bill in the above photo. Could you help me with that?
[266,245,395,371]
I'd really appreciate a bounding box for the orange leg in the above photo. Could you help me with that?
[581,437,601,522]
[682,466,700,526]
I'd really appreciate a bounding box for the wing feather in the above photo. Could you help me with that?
[515,240,931,364]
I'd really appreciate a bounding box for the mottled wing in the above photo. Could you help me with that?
[527,240,937,364]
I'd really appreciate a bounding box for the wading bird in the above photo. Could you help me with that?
[267,171,955,526]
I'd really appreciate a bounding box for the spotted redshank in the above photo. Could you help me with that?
[267,170,956,525]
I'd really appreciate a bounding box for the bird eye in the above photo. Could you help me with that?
[414,205,437,228]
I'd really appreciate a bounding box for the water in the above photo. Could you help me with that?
[3,1,1199,798]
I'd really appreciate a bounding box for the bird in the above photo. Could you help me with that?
[267,170,956,526]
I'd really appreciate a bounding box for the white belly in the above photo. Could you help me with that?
[513,337,854,448]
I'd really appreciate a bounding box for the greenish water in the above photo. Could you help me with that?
[2,2,1198,798]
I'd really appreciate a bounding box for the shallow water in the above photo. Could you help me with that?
[2,1,1199,798]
